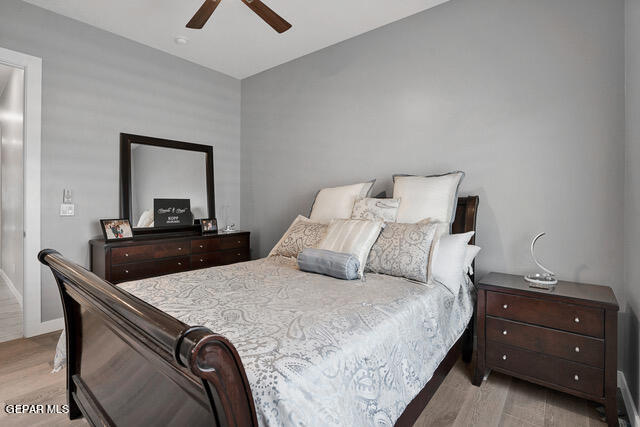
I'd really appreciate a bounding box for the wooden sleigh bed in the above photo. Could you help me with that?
[39,196,479,427]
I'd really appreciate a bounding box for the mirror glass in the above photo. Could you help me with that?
[130,144,208,228]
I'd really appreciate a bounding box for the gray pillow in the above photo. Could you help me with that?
[297,248,360,280]
[366,221,438,283]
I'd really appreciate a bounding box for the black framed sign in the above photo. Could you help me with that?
[154,198,193,227]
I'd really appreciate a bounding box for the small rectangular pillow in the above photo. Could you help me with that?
[318,219,384,277]
[366,221,438,283]
[309,180,375,224]
[351,198,401,222]
[392,172,464,225]
[297,248,360,280]
[268,215,328,258]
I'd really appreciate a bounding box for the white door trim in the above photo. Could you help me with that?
[0,46,46,338]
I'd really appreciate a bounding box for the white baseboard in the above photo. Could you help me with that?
[0,268,22,308]
[619,370,640,427]
[24,317,64,338]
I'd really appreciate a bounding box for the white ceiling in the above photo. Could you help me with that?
[22,0,450,79]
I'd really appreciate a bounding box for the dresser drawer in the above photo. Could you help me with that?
[487,342,603,397]
[152,241,190,258]
[217,235,249,250]
[486,317,604,368]
[191,253,219,269]
[486,292,604,338]
[111,245,154,264]
[190,249,249,269]
[217,249,250,265]
[111,257,190,282]
[191,235,249,254]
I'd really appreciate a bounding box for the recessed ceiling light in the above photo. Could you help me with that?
[174,36,189,45]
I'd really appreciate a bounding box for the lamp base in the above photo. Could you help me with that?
[524,273,558,289]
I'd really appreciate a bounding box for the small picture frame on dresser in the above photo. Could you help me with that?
[200,218,218,235]
[100,219,134,242]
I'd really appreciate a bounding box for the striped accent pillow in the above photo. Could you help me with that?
[318,219,384,277]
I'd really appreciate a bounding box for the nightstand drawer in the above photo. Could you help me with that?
[487,342,603,396]
[487,292,604,338]
[486,317,604,368]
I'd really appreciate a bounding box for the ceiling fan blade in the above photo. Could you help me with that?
[240,0,292,33]
[186,0,221,29]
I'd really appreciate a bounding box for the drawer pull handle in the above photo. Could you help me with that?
[124,270,129,274]
[574,317,580,323]
[575,346,580,353]
[502,330,507,335]
[200,245,204,249]
[125,253,129,257]
[502,304,508,309]
[574,374,579,381]
[502,354,507,360]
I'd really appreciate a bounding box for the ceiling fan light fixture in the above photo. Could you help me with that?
[186,0,291,33]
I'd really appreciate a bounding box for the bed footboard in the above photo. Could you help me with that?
[39,249,258,427]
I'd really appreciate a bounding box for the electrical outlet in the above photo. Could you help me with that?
[60,203,75,216]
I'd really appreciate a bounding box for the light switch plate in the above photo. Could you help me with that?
[60,203,75,216]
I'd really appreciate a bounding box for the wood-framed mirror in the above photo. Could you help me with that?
[120,133,215,236]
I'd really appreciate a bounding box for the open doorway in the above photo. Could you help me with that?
[0,63,24,343]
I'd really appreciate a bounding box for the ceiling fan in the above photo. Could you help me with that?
[186,0,292,33]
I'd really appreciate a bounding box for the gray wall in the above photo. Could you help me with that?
[0,65,24,298]
[625,0,640,409]
[242,0,628,367]
[242,0,625,287]
[0,0,241,321]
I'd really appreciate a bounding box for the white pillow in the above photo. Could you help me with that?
[310,181,375,224]
[393,172,464,224]
[318,219,384,277]
[432,231,475,294]
[464,245,481,275]
[136,210,154,228]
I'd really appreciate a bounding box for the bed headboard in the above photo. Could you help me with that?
[452,196,479,242]
[452,196,479,283]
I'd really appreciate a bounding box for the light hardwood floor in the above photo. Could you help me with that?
[0,332,607,426]
[0,273,22,343]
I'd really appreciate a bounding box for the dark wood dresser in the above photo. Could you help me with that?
[474,272,619,426]
[90,231,250,284]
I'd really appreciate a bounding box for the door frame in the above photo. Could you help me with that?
[0,47,55,337]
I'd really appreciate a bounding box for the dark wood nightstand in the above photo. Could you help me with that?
[474,272,619,426]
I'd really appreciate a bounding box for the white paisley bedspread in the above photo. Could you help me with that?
[56,256,475,426]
